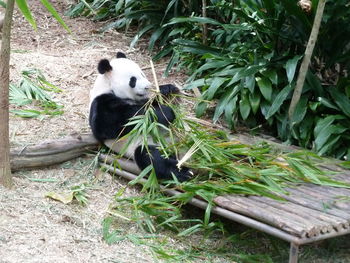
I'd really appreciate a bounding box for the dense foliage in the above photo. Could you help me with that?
[68,0,350,159]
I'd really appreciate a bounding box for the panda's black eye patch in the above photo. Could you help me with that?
[129,76,137,88]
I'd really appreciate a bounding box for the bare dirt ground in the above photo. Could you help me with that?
[0,1,199,263]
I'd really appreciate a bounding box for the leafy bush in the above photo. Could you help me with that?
[68,0,350,159]
[9,69,64,118]
[66,0,201,53]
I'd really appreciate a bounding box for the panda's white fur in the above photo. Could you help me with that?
[89,52,191,181]
[89,57,151,108]
[89,56,148,157]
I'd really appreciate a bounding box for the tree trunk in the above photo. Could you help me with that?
[288,0,327,121]
[202,0,208,45]
[0,0,15,188]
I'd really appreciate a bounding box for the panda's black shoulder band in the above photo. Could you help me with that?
[116,52,127,58]
[98,59,112,74]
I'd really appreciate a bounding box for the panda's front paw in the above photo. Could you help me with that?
[159,84,180,97]
[168,162,192,182]
[174,167,193,182]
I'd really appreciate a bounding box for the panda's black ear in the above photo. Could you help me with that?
[98,59,112,74]
[116,52,127,59]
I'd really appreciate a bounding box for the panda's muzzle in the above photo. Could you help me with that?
[135,92,149,100]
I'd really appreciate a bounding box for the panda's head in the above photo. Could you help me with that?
[95,52,151,102]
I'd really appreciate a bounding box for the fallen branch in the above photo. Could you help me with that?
[10,133,99,171]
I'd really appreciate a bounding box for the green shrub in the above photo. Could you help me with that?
[68,0,350,159]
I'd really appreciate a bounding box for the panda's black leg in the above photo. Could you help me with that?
[134,145,191,182]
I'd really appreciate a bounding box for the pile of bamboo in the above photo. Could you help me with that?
[100,153,350,239]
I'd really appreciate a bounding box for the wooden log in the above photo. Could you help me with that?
[10,133,99,171]
[278,190,350,221]
[214,195,309,237]
[291,186,350,210]
[228,195,324,237]
[333,173,350,182]
[249,196,347,233]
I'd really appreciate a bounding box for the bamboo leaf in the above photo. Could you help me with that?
[265,84,292,119]
[39,0,71,33]
[213,89,235,122]
[114,0,124,13]
[328,88,350,117]
[205,77,227,100]
[230,65,263,85]
[224,96,238,129]
[314,115,344,138]
[314,125,347,152]
[256,77,272,101]
[318,135,341,156]
[249,91,261,114]
[10,109,42,118]
[165,16,222,27]
[16,0,37,29]
[261,69,278,85]
[285,55,302,83]
[239,94,251,120]
[245,75,255,93]
[195,101,208,118]
[45,191,74,204]
[318,97,340,111]
[178,224,202,236]
[148,27,166,51]
[130,24,154,48]
[291,96,308,125]
[129,165,153,185]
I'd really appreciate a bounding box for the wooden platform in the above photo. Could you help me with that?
[99,154,350,263]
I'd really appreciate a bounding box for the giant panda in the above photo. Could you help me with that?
[89,52,191,182]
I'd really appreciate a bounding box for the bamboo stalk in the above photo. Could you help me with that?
[288,0,327,120]
[150,59,160,93]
